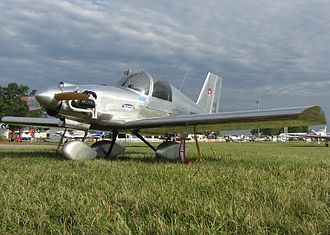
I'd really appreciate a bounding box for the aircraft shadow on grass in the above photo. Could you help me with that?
[285,144,328,148]
[0,151,66,160]
[0,149,219,164]
[0,149,172,163]
[1,144,324,164]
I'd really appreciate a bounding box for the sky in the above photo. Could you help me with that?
[0,0,329,122]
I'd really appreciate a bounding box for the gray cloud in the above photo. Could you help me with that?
[0,0,329,121]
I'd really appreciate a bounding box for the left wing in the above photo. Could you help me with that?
[124,106,326,134]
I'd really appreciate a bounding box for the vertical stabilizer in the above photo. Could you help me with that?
[196,72,222,113]
[320,126,327,135]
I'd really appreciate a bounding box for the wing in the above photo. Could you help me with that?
[1,117,63,128]
[1,106,326,134]
[124,106,326,134]
[287,133,330,140]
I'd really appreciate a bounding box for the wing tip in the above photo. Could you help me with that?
[300,106,327,125]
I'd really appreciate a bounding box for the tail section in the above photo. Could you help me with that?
[312,126,327,135]
[319,126,327,135]
[196,72,222,113]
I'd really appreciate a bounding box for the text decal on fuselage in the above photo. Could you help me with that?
[122,104,136,110]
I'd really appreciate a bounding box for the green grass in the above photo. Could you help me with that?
[0,142,329,234]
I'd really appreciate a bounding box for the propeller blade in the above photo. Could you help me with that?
[54,92,89,101]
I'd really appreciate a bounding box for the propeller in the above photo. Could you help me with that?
[54,92,89,101]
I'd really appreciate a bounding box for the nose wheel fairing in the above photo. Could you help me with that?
[61,139,125,160]
[63,141,98,160]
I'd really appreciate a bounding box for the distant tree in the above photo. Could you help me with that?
[287,126,309,133]
[0,83,28,118]
[0,83,44,131]
[251,128,282,136]
[251,126,309,136]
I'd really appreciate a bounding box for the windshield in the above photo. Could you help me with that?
[118,72,150,95]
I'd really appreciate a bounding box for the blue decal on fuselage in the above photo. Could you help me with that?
[122,104,136,110]
[138,97,146,102]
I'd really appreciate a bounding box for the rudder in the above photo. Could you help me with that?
[196,72,222,113]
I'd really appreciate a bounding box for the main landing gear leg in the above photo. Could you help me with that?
[326,140,329,147]
[107,130,118,158]
[132,131,156,152]
[56,128,67,153]
[82,130,88,142]
[178,136,193,164]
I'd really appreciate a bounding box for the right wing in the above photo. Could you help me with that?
[1,117,63,128]
[1,116,91,130]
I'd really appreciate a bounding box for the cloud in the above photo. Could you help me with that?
[0,0,329,120]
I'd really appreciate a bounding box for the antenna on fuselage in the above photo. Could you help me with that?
[179,67,191,91]
[58,82,64,93]
[123,69,131,76]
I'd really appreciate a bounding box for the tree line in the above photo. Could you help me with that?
[0,83,44,120]
[251,126,308,136]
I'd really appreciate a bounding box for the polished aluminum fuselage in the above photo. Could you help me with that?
[53,83,206,131]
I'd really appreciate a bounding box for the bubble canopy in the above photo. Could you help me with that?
[118,72,150,95]
[118,72,172,102]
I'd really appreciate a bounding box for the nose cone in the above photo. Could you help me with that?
[35,87,61,109]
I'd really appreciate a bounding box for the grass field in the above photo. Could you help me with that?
[0,141,329,234]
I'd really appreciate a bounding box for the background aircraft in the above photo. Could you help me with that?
[54,130,104,141]
[1,71,326,161]
[287,126,330,147]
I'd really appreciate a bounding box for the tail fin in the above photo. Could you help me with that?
[319,126,327,135]
[196,72,222,113]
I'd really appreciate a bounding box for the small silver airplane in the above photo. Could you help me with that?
[1,70,327,162]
